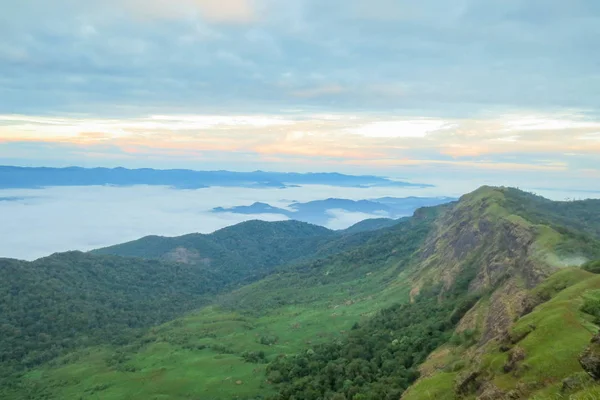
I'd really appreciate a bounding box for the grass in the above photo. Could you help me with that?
[401,371,458,400]
[402,268,600,400]
[14,267,413,400]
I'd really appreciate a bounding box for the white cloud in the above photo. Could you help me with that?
[0,184,449,261]
[346,120,455,138]
[503,115,600,131]
[0,181,597,261]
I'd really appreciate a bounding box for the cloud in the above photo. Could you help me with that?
[0,184,451,260]
[123,0,258,23]
[2,0,599,117]
[324,209,389,230]
[346,119,454,138]
[1,176,599,261]
[1,0,599,186]
[1,112,600,182]
[290,85,346,98]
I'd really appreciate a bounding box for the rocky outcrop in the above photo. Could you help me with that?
[503,346,526,373]
[579,333,600,379]
[455,370,482,396]
[414,188,554,345]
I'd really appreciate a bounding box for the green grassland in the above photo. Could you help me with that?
[15,269,414,400]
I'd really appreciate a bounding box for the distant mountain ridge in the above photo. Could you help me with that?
[0,166,432,189]
[213,196,456,225]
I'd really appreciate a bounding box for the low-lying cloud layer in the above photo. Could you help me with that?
[1,182,598,261]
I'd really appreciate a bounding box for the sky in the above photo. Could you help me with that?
[1,0,599,185]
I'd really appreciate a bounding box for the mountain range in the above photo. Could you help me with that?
[1,186,599,399]
[0,166,432,189]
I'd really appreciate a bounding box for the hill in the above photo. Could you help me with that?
[212,197,456,226]
[92,220,340,284]
[1,187,600,399]
[339,217,402,234]
[0,252,220,384]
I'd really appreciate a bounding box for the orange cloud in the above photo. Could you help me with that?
[253,142,383,159]
[1,113,598,174]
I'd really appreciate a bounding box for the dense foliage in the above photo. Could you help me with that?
[0,252,219,384]
[265,277,479,400]
[583,260,600,274]
[93,220,369,285]
[218,208,441,314]
[501,187,600,239]
[339,218,403,235]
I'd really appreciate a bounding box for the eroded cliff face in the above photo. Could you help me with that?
[411,187,556,345]
[402,188,600,400]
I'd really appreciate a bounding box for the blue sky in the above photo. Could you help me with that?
[1,0,599,184]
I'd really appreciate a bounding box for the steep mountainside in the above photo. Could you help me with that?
[395,188,600,399]
[237,187,600,399]
[1,187,600,400]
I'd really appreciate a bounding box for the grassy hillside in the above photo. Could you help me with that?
[402,267,600,400]
[2,187,600,399]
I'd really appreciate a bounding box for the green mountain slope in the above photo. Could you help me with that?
[92,219,392,286]
[0,252,220,384]
[339,217,404,235]
[402,266,600,400]
[5,205,444,400]
[92,220,335,281]
[2,187,600,400]
[259,187,600,399]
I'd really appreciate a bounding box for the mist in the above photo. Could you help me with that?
[0,184,441,260]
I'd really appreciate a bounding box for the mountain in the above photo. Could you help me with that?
[340,217,402,234]
[0,219,395,393]
[0,252,220,383]
[91,220,364,285]
[213,196,456,226]
[213,202,291,215]
[0,166,431,189]
[1,187,600,400]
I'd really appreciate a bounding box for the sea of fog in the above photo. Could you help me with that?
[0,181,598,261]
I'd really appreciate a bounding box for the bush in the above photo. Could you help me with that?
[583,260,600,274]
[242,350,267,363]
[581,296,600,323]
[259,335,279,346]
